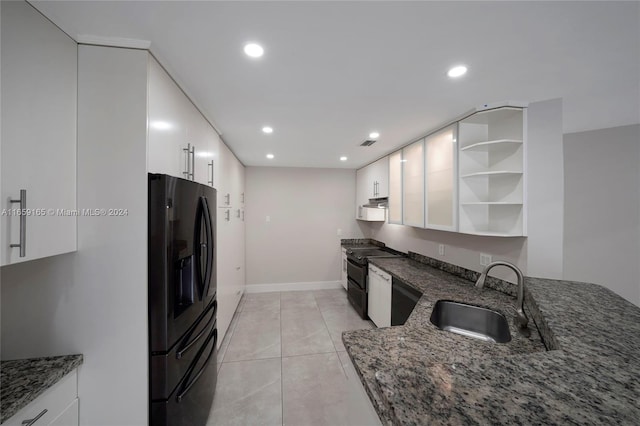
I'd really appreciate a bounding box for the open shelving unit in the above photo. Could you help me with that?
[458,107,526,236]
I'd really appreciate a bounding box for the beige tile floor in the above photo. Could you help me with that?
[208,289,375,426]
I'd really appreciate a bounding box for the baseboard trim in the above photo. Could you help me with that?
[245,280,342,293]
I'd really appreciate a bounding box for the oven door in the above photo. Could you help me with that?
[347,278,368,319]
[346,258,366,288]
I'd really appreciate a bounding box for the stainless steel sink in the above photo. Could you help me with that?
[429,300,511,343]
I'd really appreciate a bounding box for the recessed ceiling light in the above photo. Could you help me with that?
[369,132,380,139]
[340,156,348,161]
[266,153,274,159]
[244,43,264,58]
[447,65,467,78]
[262,126,273,134]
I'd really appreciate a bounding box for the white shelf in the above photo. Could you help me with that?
[460,230,524,237]
[461,202,523,205]
[460,139,522,152]
[460,171,523,179]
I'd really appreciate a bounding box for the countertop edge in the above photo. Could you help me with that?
[1,354,84,423]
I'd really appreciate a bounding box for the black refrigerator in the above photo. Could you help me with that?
[148,174,218,426]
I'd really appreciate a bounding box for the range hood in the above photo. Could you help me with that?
[357,197,388,222]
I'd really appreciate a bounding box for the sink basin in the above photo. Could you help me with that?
[429,300,511,343]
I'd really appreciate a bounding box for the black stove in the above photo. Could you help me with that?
[345,248,400,264]
[345,247,403,319]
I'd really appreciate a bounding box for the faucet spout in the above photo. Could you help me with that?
[475,261,529,331]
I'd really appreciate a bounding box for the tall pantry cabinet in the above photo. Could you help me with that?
[147,55,246,346]
[79,45,245,347]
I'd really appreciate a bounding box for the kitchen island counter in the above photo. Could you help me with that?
[343,254,640,425]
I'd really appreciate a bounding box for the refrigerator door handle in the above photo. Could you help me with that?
[177,328,218,402]
[176,300,217,359]
[200,196,214,300]
[194,196,213,300]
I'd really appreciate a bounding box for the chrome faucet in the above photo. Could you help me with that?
[475,261,529,332]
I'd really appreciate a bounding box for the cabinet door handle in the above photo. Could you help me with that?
[236,209,240,218]
[225,193,230,206]
[208,161,214,186]
[183,143,191,179]
[21,409,47,426]
[241,192,245,203]
[190,145,195,180]
[241,210,244,221]
[10,189,26,257]
[225,209,230,221]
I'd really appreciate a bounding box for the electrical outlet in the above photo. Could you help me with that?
[438,244,445,256]
[337,228,342,236]
[480,253,492,266]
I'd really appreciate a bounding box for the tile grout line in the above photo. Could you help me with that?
[279,291,284,426]
[313,291,351,378]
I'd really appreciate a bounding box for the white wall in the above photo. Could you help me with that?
[563,124,640,306]
[525,98,564,278]
[245,167,364,288]
[1,45,149,426]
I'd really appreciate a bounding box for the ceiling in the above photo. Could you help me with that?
[31,1,640,168]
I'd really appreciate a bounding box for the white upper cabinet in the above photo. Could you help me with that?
[148,56,220,185]
[1,0,77,265]
[458,107,526,236]
[388,150,403,224]
[355,155,389,219]
[425,124,458,231]
[402,140,425,227]
[369,156,389,198]
[148,58,190,179]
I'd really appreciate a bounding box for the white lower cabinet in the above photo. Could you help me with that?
[3,370,78,426]
[343,353,383,426]
[49,399,79,426]
[341,248,348,290]
[367,264,391,328]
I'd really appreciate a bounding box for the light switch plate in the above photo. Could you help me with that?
[438,244,445,256]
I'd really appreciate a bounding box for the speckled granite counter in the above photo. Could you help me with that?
[342,255,640,425]
[340,238,384,250]
[1,354,83,423]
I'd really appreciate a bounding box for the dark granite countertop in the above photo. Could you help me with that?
[340,238,385,250]
[342,254,640,425]
[1,354,83,423]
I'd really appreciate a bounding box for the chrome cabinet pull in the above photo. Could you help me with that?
[10,189,26,257]
[208,161,214,186]
[183,143,191,178]
[225,209,230,221]
[183,144,195,180]
[21,409,47,425]
[190,145,195,180]
[224,193,230,206]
